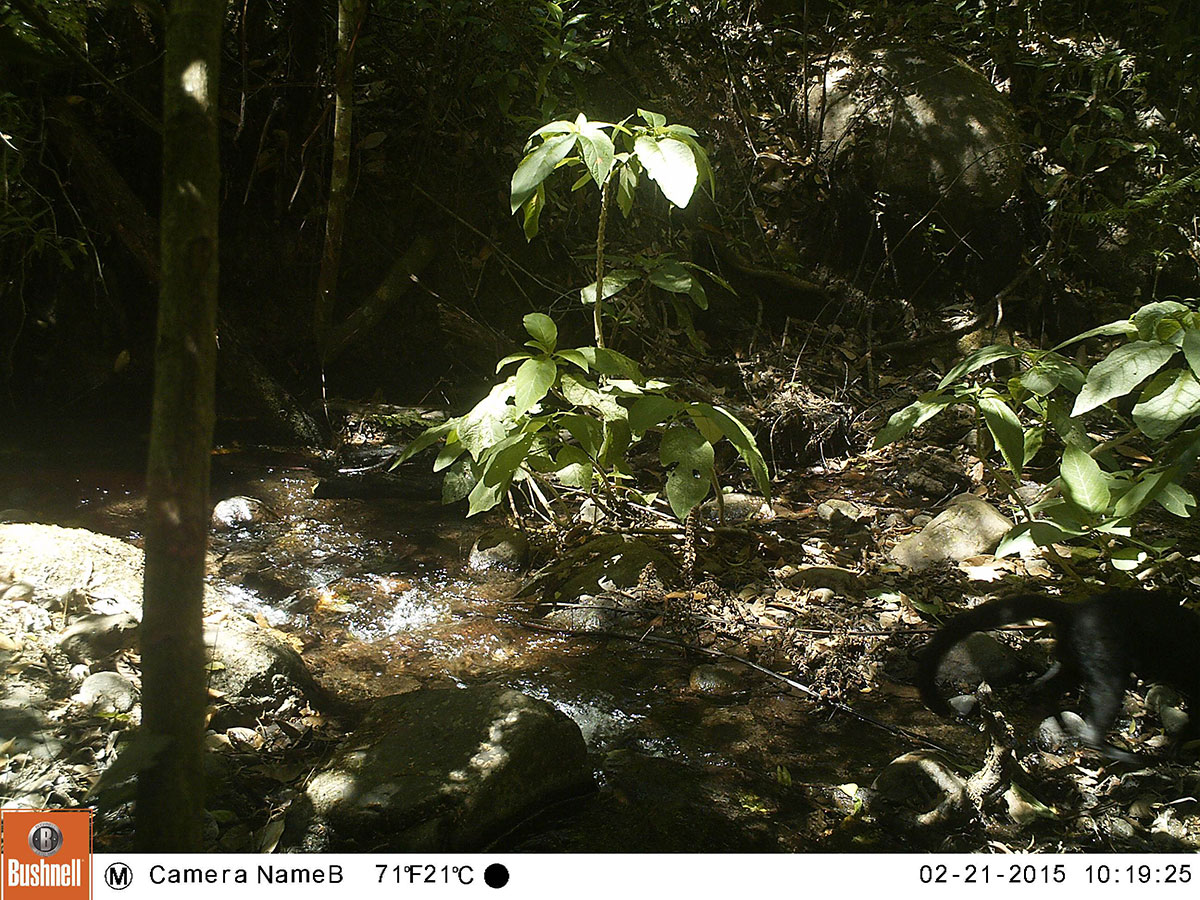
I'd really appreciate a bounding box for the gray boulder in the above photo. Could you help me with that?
[889,494,1013,570]
[304,686,592,850]
[806,45,1021,224]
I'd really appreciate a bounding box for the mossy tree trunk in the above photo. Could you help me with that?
[136,0,223,851]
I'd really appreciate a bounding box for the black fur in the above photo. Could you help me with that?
[917,590,1200,760]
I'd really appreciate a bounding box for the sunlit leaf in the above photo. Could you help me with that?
[873,391,953,448]
[978,393,1025,476]
[511,132,578,213]
[635,135,697,208]
[523,312,558,351]
[1059,444,1110,515]
[1071,341,1176,416]
[938,344,1024,389]
[513,357,557,414]
[629,395,680,434]
[1132,367,1200,439]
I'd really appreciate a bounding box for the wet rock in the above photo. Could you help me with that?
[1145,684,1191,737]
[543,595,623,632]
[889,494,1013,571]
[467,527,530,574]
[57,613,139,664]
[687,665,743,697]
[205,616,321,728]
[211,496,266,530]
[523,534,678,605]
[1036,713,1081,753]
[930,631,1023,691]
[302,685,592,850]
[312,465,443,501]
[76,671,138,714]
[817,499,873,527]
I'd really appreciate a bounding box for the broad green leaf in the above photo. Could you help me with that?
[675,136,715,197]
[511,132,578,213]
[521,183,545,240]
[648,260,693,293]
[1071,341,1177,416]
[561,371,627,421]
[562,413,603,456]
[578,128,615,188]
[617,163,638,218]
[1019,353,1085,396]
[433,437,465,473]
[1157,481,1196,517]
[689,403,771,499]
[1023,426,1045,466]
[457,379,519,460]
[638,109,666,127]
[995,521,1073,557]
[1112,466,1175,518]
[554,348,590,372]
[441,456,476,504]
[1133,300,1190,341]
[938,344,1024,389]
[392,420,454,466]
[1059,444,1111,515]
[580,269,640,305]
[1132,367,1200,439]
[873,391,953,448]
[1182,328,1200,382]
[496,351,533,373]
[513,357,557,414]
[480,432,534,487]
[1037,499,1091,535]
[634,135,697,208]
[1045,397,1094,450]
[528,119,576,140]
[660,425,714,519]
[1050,319,1138,351]
[577,347,644,381]
[600,417,633,469]
[523,313,558,351]
[978,393,1025,476]
[629,395,680,434]
[554,445,593,489]
[466,475,506,516]
[1109,547,1146,572]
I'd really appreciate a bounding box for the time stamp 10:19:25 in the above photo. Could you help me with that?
[918,862,1192,886]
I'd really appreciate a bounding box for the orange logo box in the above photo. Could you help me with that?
[1,809,91,900]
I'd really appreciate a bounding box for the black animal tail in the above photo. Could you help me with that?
[917,594,1070,716]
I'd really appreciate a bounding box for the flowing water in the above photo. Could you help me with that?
[0,437,896,851]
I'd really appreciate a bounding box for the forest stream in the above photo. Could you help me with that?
[1,433,905,852]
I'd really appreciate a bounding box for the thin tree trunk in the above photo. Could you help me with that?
[136,0,222,852]
[314,0,366,358]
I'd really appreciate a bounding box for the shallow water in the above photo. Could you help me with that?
[0,442,890,851]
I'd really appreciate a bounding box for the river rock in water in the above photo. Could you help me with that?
[467,527,530,574]
[302,685,591,850]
